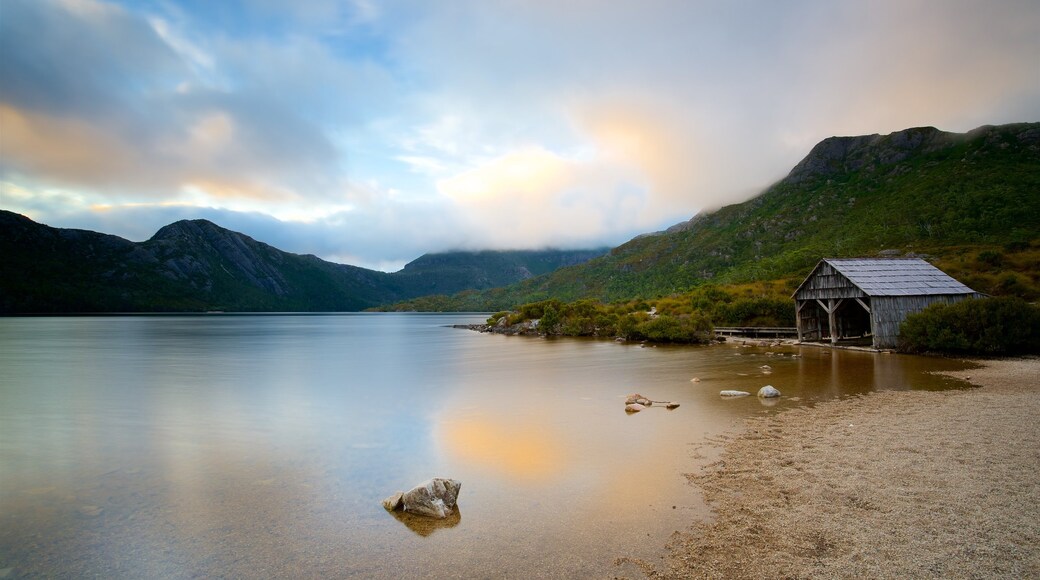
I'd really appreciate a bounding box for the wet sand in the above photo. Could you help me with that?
[627,357,1040,578]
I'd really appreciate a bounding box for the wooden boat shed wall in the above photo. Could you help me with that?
[792,258,981,349]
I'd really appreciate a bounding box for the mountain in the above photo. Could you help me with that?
[392,248,608,295]
[0,212,606,313]
[405,122,1040,310]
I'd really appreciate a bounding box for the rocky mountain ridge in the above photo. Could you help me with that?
[0,212,605,312]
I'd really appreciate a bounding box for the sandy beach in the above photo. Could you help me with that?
[623,356,1040,578]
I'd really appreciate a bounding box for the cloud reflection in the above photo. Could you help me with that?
[436,414,567,484]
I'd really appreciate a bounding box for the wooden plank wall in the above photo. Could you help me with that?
[872,294,975,348]
[794,262,867,301]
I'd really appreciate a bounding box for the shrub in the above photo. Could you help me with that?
[898,296,1040,355]
[712,297,795,326]
[539,304,561,334]
[626,314,713,344]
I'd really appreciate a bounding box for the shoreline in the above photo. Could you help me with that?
[625,356,1040,578]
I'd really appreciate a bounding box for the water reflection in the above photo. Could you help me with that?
[437,414,567,483]
[0,315,971,578]
[390,508,462,537]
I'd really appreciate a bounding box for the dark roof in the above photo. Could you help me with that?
[819,258,977,296]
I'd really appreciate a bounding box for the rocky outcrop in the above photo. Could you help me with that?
[785,126,952,184]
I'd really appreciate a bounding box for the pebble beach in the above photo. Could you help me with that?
[621,356,1040,578]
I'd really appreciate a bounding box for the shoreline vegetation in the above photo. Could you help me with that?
[455,288,796,345]
[619,356,1040,578]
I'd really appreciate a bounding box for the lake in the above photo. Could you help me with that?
[0,314,970,578]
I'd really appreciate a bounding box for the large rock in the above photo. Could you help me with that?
[758,385,781,398]
[391,478,462,519]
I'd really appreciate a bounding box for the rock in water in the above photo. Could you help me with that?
[625,393,652,406]
[758,385,781,398]
[719,390,751,397]
[381,491,404,511]
[665,402,680,409]
[625,403,646,413]
[401,478,462,519]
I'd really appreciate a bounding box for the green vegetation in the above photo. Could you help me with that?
[898,297,1040,355]
[486,282,795,343]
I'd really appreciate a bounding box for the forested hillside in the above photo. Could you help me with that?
[383,123,1040,311]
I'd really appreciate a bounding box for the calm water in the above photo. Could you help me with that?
[0,314,970,578]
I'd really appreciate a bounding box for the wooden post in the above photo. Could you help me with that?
[795,300,804,342]
[828,298,838,344]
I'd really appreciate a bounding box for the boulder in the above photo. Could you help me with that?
[625,403,646,413]
[758,385,781,398]
[720,390,751,397]
[383,478,462,519]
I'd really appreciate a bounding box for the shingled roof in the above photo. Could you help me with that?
[819,258,976,296]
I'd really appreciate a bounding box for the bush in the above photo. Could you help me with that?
[712,297,795,326]
[898,296,1040,355]
[539,304,561,334]
[626,314,713,344]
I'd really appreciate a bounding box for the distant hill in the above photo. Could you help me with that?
[393,122,1040,310]
[0,212,606,313]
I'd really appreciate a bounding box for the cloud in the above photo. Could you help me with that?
[0,0,347,207]
[2,0,1039,271]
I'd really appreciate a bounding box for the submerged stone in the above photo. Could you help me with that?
[720,390,751,397]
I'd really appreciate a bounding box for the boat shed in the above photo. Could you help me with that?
[792,258,981,349]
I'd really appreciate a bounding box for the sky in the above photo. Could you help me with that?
[2,0,1039,271]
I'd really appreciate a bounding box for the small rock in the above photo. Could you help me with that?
[665,402,680,409]
[381,491,404,511]
[690,377,700,383]
[720,390,751,397]
[396,478,462,519]
[625,393,652,406]
[758,385,781,398]
[760,365,772,370]
[625,403,646,413]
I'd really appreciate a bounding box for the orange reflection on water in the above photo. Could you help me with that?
[436,413,567,483]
